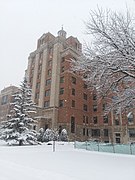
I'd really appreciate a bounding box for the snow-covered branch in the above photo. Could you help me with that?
[72,8,135,110]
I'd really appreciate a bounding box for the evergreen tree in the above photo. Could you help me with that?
[60,129,68,141]
[0,78,37,146]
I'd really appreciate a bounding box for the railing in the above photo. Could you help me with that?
[74,141,135,155]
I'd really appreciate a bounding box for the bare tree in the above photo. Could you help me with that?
[73,8,135,111]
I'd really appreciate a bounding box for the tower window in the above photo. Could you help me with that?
[36,83,40,89]
[35,93,39,99]
[72,100,75,107]
[86,116,88,124]
[71,116,75,133]
[48,60,52,67]
[60,76,64,83]
[115,119,119,125]
[83,93,87,100]
[93,117,98,124]
[93,105,97,112]
[72,77,76,84]
[45,89,50,97]
[47,69,52,76]
[72,88,75,95]
[46,79,51,86]
[83,115,85,124]
[59,100,64,107]
[83,104,88,111]
[103,115,109,124]
[1,95,8,105]
[44,101,50,108]
[60,88,64,95]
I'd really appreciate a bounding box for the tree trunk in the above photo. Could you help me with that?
[19,139,23,146]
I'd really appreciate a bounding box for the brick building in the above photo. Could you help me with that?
[0,86,19,123]
[26,28,135,143]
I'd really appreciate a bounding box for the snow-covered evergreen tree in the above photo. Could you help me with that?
[0,78,37,146]
[37,128,44,142]
[43,128,59,142]
[59,129,68,141]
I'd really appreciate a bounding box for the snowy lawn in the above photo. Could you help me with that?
[0,141,135,180]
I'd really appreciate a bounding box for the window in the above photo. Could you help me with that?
[93,117,98,124]
[86,129,89,136]
[86,116,88,124]
[72,88,75,95]
[103,115,108,124]
[83,104,88,111]
[115,119,119,125]
[47,69,51,76]
[104,140,109,143]
[39,51,43,59]
[71,116,75,133]
[75,42,78,50]
[93,94,97,100]
[1,95,8,105]
[35,93,39,99]
[115,133,121,143]
[115,133,121,137]
[72,77,76,84]
[59,100,64,107]
[83,116,88,124]
[92,129,100,137]
[44,101,50,108]
[72,100,75,107]
[49,48,53,57]
[45,89,50,97]
[48,60,52,67]
[37,73,41,79]
[36,83,40,89]
[103,103,106,111]
[83,93,87,100]
[60,76,64,83]
[83,115,85,124]
[104,129,109,137]
[60,88,64,95]
[83,128,85,136]
[46,79,51,86]
[38,64,42,71]
[129,129,135,137]
[116,138,121,144]
[93,105,97,112]
[61,66,64,73]
[127,112,134,124]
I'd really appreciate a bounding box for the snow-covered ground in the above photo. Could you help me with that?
[0,141,135,180]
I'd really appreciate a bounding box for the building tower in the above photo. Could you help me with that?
[26,28,92,140]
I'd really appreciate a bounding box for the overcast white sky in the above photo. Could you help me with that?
[0,0,135,91]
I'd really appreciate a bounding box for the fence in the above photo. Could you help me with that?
[74,141,135,155]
